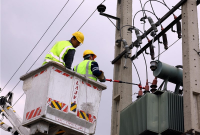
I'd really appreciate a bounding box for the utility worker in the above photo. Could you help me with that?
[74,50,106,82]
[42,31,84,69]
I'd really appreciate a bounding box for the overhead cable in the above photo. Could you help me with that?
[12,92,25,107]
[139,46,148,81]
[149,0,156,16]
[139,0,146,17]
[154,38,180,58]
[1,0,70,93]
[133,10,159,26]
[143,0,171,11]
[9,0,85,93]
[131,61,141,85]
[78,0,106,31]
[141,0,171,31]
[119,25,132,39]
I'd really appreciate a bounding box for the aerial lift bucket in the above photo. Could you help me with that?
[20,62,107,135]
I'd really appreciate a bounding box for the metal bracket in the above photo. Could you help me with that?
[100,12,120,30]
[194,49,200,57]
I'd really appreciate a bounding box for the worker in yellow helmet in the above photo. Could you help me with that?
[42,31,84,69]
[74,50,106,82]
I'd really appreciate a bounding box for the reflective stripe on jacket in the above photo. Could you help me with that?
[74,60,97,81]
[42,41,75,66]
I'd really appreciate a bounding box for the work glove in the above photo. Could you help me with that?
[97,70,106,82]
[100,76,106,82]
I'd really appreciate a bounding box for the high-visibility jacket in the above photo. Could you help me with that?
[42,41,75,66]
[74,60,97,81]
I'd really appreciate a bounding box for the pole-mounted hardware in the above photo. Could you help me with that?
[147,17,158,32]
[111,0,188,64]
[97,4,120,30]
[161,26,168,50]
[194,49,200,57]
[150,61,158,71]
[131,14,182,60]
[122,39,131,68]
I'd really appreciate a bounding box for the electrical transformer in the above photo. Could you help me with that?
[120,92,184,135]
[120,61,184,135]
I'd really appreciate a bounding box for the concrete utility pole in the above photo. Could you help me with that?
[111,0,132,135]
[182,0,200,133]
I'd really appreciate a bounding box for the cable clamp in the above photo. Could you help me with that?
[128,26,135,33]
[115,39,122,43]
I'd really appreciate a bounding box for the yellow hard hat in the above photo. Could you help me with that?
[83,50,97,59]
[72,31,84,44]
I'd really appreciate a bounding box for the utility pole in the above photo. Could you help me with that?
[182,0,200,134]
[111,0,132,135]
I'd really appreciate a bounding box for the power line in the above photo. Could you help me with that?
[12,92,25,107]
[78,9,97,31]
[78,0,106,31]
[132,61,141,85]
[154,38,180,58]
[139,46,149,81]
[1,0,70,93]
[8,0,85,94]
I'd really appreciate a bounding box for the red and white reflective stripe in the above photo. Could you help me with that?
[61,103,68,113]
[33,69,47,78]
[26,107,42,120]
[52,68,73,79]
[59,46,74,62]
[82,81,99,90]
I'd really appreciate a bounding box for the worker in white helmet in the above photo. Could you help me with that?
[74,50,106,82]
[42,31,84,69]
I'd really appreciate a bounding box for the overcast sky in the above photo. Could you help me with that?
[1,0,200,135]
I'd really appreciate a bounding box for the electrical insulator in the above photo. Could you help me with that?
[147,17,158,32]
[137,85,143,98]
[122,39,131,55]
[176,21,182,38]
[149,45,155,60]
[143,80,150,94]
[150,61,158,71]
[150,77,157,93]
[97,4,106,13]
[162,33,168,50]
[135,28,142,44]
